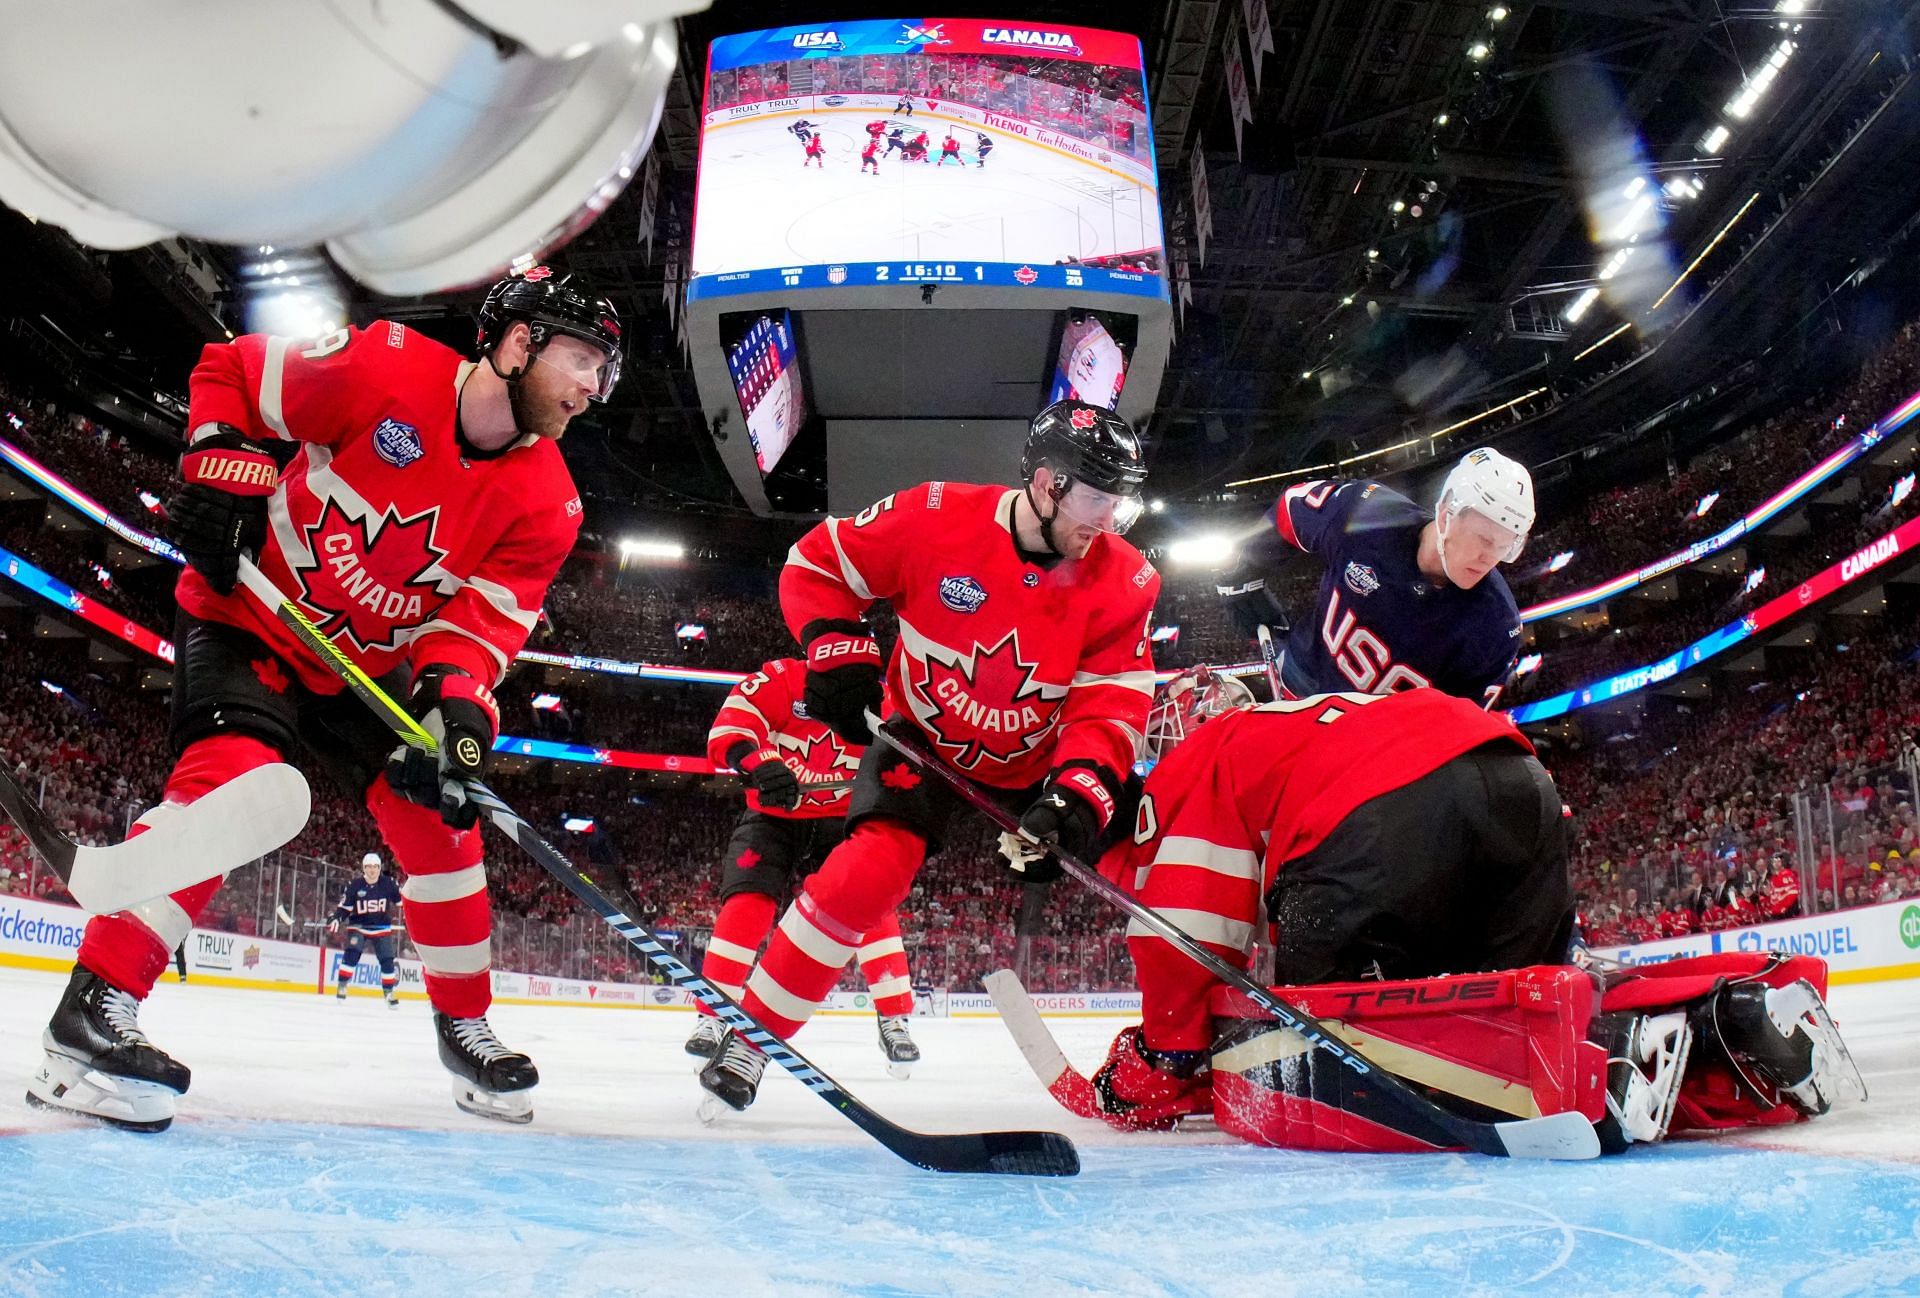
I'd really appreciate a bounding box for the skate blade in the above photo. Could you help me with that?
[451,1079,533,1125]
[885,1059,916,1081]
[696,1095,730,1126]
[27,1054,176,1132]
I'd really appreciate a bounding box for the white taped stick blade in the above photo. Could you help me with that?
[64,764,313,914]
[1493,1109,1602,1160]
[983,970,1072,1088]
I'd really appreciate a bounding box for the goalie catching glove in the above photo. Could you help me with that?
[1000,761,1118,883]
[729,742,802,812]
[168,426,279,595]
[801,618,883,746]
[386,667,499,830]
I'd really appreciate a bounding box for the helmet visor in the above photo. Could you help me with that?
[534,332,621,401]
[1055,479,1145,535]
[1451,505,1524,563]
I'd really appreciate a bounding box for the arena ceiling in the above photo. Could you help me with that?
[6,0,1920,530]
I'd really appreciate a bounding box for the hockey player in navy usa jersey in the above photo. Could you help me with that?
[330,853,404,1007]
[1220,447,1533,707]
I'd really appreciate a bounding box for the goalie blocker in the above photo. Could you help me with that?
[1204,952,1863,1154]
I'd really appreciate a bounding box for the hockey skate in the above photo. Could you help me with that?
[878,1014,920,1080]
[336,983,349,1000]
[1594,1010,1691,1153]
[697,1029,768,1120]
[1708,978,1866,1116]
[684,1013,727,1059]
[26,965,190,1133]
[434,1012,538,1124]
[385,988,399,1009]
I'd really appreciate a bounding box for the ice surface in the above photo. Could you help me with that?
[692,116,1161,276]
[2,966,1917,1297]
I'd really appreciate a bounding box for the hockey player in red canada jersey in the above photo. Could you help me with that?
[697,400,1161,1111]
[1218,447,1532,706]
[26,268,621,1131]
[686,657,922,1075]
[1085,672,1862,1153]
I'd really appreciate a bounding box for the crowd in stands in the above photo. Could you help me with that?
[1513,320,1920,606]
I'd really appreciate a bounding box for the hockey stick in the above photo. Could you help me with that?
[872,717,1599,1160]
[981,969,1102,1119]
[0,756,310,915]
[233,558,1076,1177]
[1255,624,1283,701]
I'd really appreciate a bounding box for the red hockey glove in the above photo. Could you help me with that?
[801,618,883,746]
[169,427,278,594]
[1091,1027,1212,1130]
[733,743,802,812]
[1007,761,1118,883]
[386,668,499,830]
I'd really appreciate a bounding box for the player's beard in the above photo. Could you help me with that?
[508,364,579,441]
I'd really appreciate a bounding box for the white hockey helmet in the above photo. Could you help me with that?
[1144,667,1255,763]
[1437,447,1534,563]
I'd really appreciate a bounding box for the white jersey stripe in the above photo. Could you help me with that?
[463,576,540,633]
[704,935,758,965]
[412,936,492,975]
[1070,668,1159,695]
[778,902,861,968]
[1127,909,1255,952]
[400,863,488,904]
[397,618,510,679]
[824,517,876,602]
[1151,836,1264,883]
[857,935,907,961]
[866,974,914,999]
[784,542,840,584]
[745,966,824,1022]
[258,336,294,439]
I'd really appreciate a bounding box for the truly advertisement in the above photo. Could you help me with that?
[1595,898,1920,982]
[693,19,1162,297]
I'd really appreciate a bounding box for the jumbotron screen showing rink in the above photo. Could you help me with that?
[688,19,1165,302]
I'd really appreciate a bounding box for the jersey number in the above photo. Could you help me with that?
[1321,590,1433,694]
[301,328,351,359]
[1252,692,1385,723]
[852,494,897,528]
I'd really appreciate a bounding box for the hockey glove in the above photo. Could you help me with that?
[733,743,802,812]
[1091,1026,1212,1130]
[1215,569,1292,641]
[1007,761,1118,884]
[385,667,499,830]
[801,618,883,746]
[168,427,278,594]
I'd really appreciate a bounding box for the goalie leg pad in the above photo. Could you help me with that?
[1208,966,1607,1153]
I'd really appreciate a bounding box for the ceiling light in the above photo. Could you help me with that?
[1468,42,1491,61]
[1564,287,1601,323]
[1700,124,1731,154]
[1391,199,1406,213]
[1166,534,1239,569]
[619,538,684,561]
[1490,5,1510,20]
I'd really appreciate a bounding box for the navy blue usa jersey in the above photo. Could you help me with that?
[1269,479,1521,705]
[333,875,404,934]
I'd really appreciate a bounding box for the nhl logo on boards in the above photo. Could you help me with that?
[938,575,990,614]
[1343,561,1381,596]
[372,418,424,469]
[1014,266,1039,285]
[828,265,848,285]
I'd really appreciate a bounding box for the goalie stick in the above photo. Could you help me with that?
[871,715,1600,1161]
[234,558,1076,1178]
[0,758,310,915]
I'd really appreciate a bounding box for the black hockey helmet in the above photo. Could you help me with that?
[476,266,624,400]
[1022,399,1147,497]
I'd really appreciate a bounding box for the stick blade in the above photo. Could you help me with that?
[1491,1110,1602,1160]
[66,763,312,914]
[880,1127,1079,1176]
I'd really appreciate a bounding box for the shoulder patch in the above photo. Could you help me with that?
[927,480,945,509]
[938,574,989,613]
[564,496,583,518]
[386,321,406,349]
[1343,560,1380,596]
[371,417,424,469]
[1132,558,1156,588]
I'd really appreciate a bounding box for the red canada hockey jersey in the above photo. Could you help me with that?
[707,657,862,819]
[1115,689,1532,1046]
[781,480,1161,790]
[177,322,582,694]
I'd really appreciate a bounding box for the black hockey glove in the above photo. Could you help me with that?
[731,742,802,812]
[1004,761,1119,884]
[386,667,500,830]
[1215,569,1292,641]
[167,426,278,595]
[801,617,884,746]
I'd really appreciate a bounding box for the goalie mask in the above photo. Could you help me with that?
[1144,667,1254,763]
